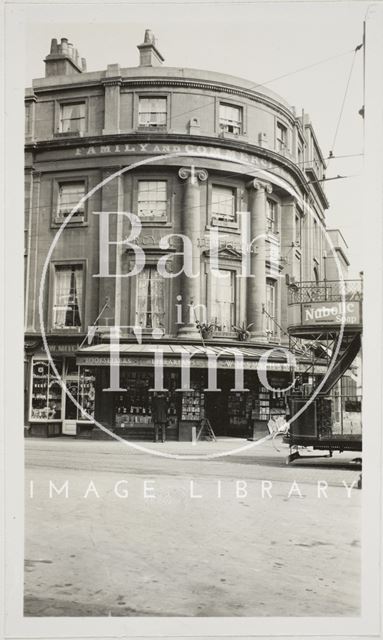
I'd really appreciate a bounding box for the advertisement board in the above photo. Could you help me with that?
[302,301,361,325]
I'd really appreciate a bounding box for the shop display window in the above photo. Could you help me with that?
[64,364,96,422]
[228,392,252,427]
[30,359,63,421]
[115,370,179,428]
[180,378,205,421]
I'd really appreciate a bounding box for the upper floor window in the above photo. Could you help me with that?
[60,102,86,133]
[266,199,278,234]
[136,266,165,329]
[137,180,167,222]
[209,269,235,331]
[265,279,276,337]
[211,185,236,225]
[313,146,323,178]
[295,214,301,245]
[56,182,85,223]
[138,97,167,127]
[297,134,304,166]
[219,103,242,135]
[276,121,288,152]
[53,264,83,330]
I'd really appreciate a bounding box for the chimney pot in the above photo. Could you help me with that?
[45,36,85,76]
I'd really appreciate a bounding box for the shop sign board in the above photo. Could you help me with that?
[76,354,327,373]
[302,301,361,326]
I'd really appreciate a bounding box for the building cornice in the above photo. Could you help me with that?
[31,76,296,124]
[24,131,330,206]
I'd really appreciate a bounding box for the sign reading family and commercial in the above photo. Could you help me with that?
[302,301,361,326]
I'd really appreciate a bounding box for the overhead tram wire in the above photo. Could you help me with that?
[328,42,363,159]
[167,46,359,123]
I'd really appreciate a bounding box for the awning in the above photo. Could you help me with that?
[76,342,327,373]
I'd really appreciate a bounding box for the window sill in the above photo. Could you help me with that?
[138,220,171,227]
[218,129,245,139]
[205,223,240,234]
[51,220,88,228]
[29,419,62,423]
[54,131,85,138]
[137,125,167,131]
[51,328,84,334]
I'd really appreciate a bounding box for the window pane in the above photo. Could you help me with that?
[266,280,276,335]
[211,186,235,224]
[219,103,242,134]
[138,98,167,126]
[57,182,85,221]
[60,103,86,133]
[137,180,167,221]
[53,265,83,329]
[30,359,62,421]
[136,266,165,329]
[266,199,277,233]
[210,269,235,330]
[276,122,287,151]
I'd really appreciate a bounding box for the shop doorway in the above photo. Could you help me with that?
[205,391,228,436]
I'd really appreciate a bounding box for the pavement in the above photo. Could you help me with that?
[24,436,361,617]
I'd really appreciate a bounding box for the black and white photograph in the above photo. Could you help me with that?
[2,1,383,638]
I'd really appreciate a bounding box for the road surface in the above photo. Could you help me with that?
[24,437,361,616]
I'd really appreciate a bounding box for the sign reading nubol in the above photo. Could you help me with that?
[302,301,361,325]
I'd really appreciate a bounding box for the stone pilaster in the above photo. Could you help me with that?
[98,170,124,327]
[102,65,121,135]
[246,179,272,341]
[177,166,208,338]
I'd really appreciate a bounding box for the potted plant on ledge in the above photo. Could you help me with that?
[232,322,254,341]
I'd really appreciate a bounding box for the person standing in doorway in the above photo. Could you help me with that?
[151,392,168,443]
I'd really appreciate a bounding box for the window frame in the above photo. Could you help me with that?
[51,175,89,227]
[276,120,289,153]
[266,198,279,236]
[29,357,64,423]
[49,260,86,333]
[130,174,173,226]
[54,179,88,225]
[54,97,88,136]
[218,102,244,136]
[134,263,166,333]
[210,184,237,227]
[134,261,168,332]
[136,179,168,224]
[265,278,277,337]
[136,94,169,130]
[206,180,241,231]
[208,267,237,332]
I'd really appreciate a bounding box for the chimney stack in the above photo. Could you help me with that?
[137,30,164,67]
[44,37,86,77]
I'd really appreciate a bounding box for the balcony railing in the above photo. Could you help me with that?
[288,279,363,305]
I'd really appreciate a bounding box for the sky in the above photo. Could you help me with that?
[25,1,369,276]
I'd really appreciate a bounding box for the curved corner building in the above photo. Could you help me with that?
[24,31,339,440]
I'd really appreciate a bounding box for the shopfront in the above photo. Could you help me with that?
[27,351,96,437]
[71,343,323,441]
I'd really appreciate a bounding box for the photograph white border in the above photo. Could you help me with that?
[3,1,383,638]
